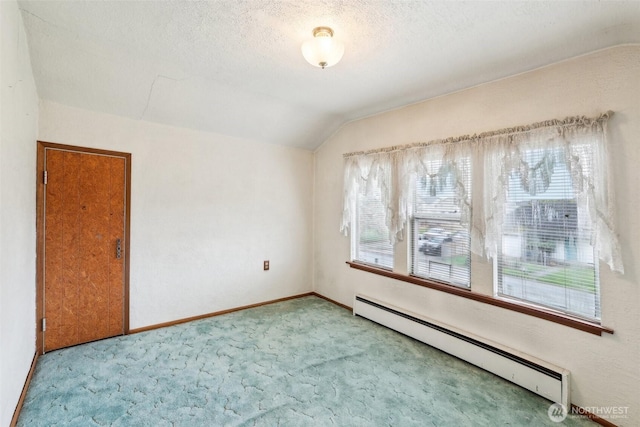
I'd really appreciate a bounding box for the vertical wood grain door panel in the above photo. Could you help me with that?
[40,144,130,352]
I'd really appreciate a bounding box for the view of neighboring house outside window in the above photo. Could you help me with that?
[496,148,600,320]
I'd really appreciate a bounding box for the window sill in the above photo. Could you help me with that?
[346,261,613,336]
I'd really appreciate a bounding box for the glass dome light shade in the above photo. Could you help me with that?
[301,27,344,69]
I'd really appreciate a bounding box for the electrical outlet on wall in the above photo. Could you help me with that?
[264,260,270,271]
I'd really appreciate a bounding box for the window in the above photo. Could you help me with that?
[353,179,394,270]
[342,112,620,330]
[495,147,600,320]
[411,159,471,287]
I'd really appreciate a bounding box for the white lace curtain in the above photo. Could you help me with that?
[341,112,623,274]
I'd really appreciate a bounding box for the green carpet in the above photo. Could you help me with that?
[18,296,593,426]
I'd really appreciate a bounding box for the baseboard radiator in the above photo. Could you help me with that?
[353,295,570,408]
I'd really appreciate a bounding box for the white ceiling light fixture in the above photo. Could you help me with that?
[301,26,344,69]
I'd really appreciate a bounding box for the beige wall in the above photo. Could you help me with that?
[0,1,39,425]
[314,45,640,423]
[38,101,314,329]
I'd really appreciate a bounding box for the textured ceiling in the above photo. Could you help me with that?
[18,1,640,150]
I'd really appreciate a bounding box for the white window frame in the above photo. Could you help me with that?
[351,182,394,270]
[410,158,472,288]
[492,148,601,321]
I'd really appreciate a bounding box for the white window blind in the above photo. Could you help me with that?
[353,181,394,270]
[496,147,600,320]
[411,158,471,287]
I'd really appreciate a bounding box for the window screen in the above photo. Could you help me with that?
[353,181,394,270]
[411,159,471,287]
[496,147,600,321]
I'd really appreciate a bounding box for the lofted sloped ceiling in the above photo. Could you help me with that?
[18,1,640,150]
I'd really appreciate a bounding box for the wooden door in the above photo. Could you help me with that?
[37,142,131,353]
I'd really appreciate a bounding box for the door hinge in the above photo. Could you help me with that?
[42,318,46,332]
[43,171,48,185]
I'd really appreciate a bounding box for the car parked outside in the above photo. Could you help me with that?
[418,228,452,256]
